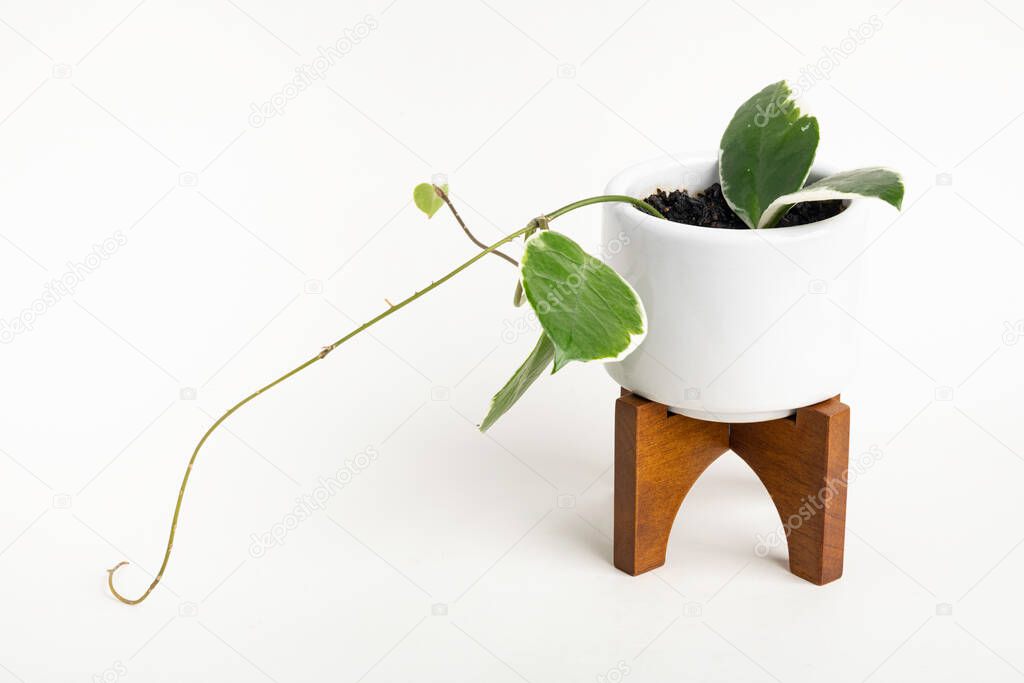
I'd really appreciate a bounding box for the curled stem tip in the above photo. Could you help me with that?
[107,561,128,576]
[107,561,153,605]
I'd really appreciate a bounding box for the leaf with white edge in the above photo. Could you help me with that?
[479,333,554,432]
[719,80,819,229]
[413,182,446,218]
[758,167,905,228]
[520,230,646,373]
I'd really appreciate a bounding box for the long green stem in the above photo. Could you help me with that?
[106,195,664,605]
[547,194,663,220]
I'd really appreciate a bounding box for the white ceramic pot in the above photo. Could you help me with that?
[602,155,870,423]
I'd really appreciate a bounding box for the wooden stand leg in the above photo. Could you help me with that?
[730,398,850,585]
[613,393,729,575]
[613,392,850,585]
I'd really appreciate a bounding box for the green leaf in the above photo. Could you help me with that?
[413,182,446,218]
[758,167,905,228]
[520,230,645,373]
[479,333,554,432]
[719,80,819,229]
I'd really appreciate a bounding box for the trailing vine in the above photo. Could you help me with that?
[107,188,662,604]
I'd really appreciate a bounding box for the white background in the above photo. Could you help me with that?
[1,0,1023,681]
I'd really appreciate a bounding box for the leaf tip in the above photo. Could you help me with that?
[551,352,571,374]
[891,173,906,210]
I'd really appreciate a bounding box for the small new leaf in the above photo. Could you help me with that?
[719,80,819,229]
[479,333,554,432]
[520,231,645,373]
[758,167,904,228]
[512,221,540,307]
[413,182,447,218]
[513,280,526,307]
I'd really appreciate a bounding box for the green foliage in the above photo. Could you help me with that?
[413,182,446,218]
[519,230,645,373]
[759,167,904,228]
[719,81,903,229]
[412,183,650,430]
[479,333,554,432]
[719,81,819,229]
[481,229,647,429]
[478,83,907,429]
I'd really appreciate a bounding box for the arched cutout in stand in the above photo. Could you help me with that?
[613,390,849,585]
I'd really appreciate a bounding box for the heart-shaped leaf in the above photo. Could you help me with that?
[413,182,446,218]
[520,230,645,372]
[719,81,819,229]
[479,332,554,432]
[758,167,905,228]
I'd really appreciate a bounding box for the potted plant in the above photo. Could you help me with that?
[603,82,903,422]
[106,80,903,604]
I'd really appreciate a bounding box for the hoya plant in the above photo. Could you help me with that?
[719,80,903,228]
[106,80,903,605]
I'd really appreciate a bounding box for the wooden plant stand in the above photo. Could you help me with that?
[614,390,850,585]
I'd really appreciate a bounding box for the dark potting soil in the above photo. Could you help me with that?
[642,183,845,229]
